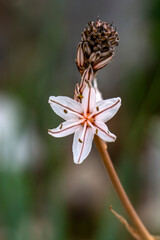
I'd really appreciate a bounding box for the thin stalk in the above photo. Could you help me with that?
[94,135,153,240]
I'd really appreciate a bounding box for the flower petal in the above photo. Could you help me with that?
[94,120,116,142]
[93,97,121,122]
[72,125,94,164]
[81,84,96,115]
[49,96,83,120]
[48,119,84,138]
[93,78,103,102]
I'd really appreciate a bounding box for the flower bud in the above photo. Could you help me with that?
[82,41,91,56]
[81,65,94,83]
[79,65,94,93]
[93,53,113,71]
[76,42,85,71]
[89,52,98,63]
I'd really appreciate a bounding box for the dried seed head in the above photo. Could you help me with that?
[76,19,119,74]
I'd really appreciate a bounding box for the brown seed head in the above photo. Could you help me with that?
[76,19,119,74]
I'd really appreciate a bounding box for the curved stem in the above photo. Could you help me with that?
[94,135,153,240]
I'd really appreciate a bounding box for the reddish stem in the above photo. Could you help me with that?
[94,135,153,240]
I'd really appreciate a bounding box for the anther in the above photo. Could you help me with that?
[64,109,68,114]
[96,106,99,111]
[78,94,83,99]
[78,138,83,143]
[96,129,98,134]
[60,124,63,129]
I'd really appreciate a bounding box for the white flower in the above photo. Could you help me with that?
[48,84,121,164]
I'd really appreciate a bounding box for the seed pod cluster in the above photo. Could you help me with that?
[76,19,119,74]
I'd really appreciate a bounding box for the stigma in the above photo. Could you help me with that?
[82,113,95,126]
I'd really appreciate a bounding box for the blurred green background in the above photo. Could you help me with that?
[0,0,160,239]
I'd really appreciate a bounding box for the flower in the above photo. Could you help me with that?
[48,83,121,164]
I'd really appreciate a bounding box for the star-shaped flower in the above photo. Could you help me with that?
[48,84,121,164]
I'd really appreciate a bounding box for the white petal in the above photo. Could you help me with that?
[94,120,116,142]
[81,84,96,115]
[93,78,103,101]
[49,96,83,120]
[94,97,121,122]
[72,126,94,164]
[48,119,83,138]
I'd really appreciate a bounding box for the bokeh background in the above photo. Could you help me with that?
[0,0,160,239]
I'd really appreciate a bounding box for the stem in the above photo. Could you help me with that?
[94,135,153,240]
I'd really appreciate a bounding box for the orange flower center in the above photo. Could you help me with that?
[82,113,95,126]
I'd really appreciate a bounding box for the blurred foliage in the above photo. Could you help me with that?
[0,0,160,240]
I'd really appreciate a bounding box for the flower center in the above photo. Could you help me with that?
[83,113,95,125]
